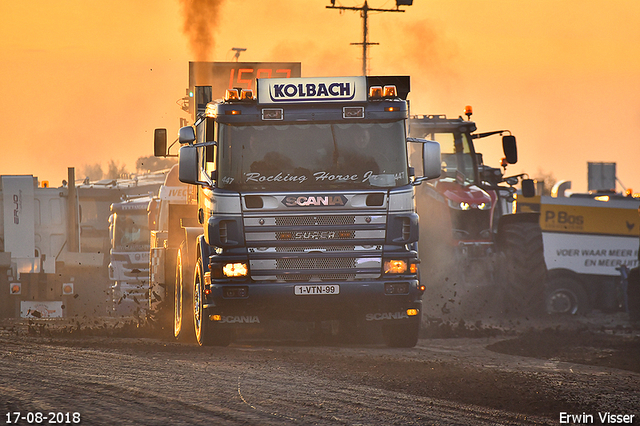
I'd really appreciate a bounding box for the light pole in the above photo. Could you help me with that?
[231,47,247,62]
[326,0,412,76]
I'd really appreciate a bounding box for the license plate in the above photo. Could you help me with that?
[294,285,340,295]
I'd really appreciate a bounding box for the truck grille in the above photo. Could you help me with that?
[275,245,356,253]
[244,210,385,282]
[276,274,355,281]
[275,215,355,226]
[276,257,357,270]
[275,230,355,241]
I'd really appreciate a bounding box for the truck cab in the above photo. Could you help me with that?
[108,196,152,316]
[166,76,441,347]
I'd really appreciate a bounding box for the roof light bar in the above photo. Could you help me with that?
[369,86,383,99]
[240,89,254,101]
[225,89,240,101]
[369,85,398,100]
[383,85,397,98]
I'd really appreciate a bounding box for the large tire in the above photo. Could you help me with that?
[194,260,231,347]
[626,267,640,321]
[174,244,195,343]
[148,250,176,338]
[383,319,420,348]
[497,221,547,314]
[545,273,589,315]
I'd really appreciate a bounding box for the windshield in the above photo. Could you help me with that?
[217,121,408,191]
[113,213,149,251]
[424,131,476,184]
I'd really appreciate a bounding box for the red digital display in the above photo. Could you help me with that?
[190,62,301,94]
[230,68,294,90]
[188,62,301,118]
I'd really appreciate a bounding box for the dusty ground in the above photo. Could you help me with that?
[1,311,638,425]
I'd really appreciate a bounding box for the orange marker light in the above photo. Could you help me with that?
[225,89,240,101]
[369,86,383,99]
[240,89,254,101]
[383,85,397,98]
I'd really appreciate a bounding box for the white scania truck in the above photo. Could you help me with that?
[153,75,441,347]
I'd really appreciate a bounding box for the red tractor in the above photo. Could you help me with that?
[409,108,546,316]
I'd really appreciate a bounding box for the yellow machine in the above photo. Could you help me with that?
[518,192,640,314]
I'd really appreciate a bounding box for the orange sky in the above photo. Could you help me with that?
[1,0,639,192]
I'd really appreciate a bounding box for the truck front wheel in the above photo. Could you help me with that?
[194,260,231,347]
[383,319,420,348]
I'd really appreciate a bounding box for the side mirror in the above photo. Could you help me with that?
[422,140,442,180]
[502,135,517,164]
[154,128,167,157]
[178,145,199,184]
[179,126,196,145]
[521,178,536,198]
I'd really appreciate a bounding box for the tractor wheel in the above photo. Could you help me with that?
[174,243,195,343]
[626,267,640,321]
[545,274,589,315]
[497,221,547,314]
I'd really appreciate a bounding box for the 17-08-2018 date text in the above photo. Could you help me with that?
[5,412,81,425]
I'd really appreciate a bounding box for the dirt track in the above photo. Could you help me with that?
[0,314,638,425]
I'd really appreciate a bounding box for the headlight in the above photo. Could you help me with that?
[447,199,491,210]
[223,263,248,277]
[384,260,407,274]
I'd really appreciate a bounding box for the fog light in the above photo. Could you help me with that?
[223,286,248,298]
[223,263,248,277]
[10,283,21,295]
[384,260,407,274]
[385,283,410,294]
[406,309,419,316]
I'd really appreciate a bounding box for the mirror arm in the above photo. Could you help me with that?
[471,130,511,140]
[411,176,429,186]
[164,138,179,158]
